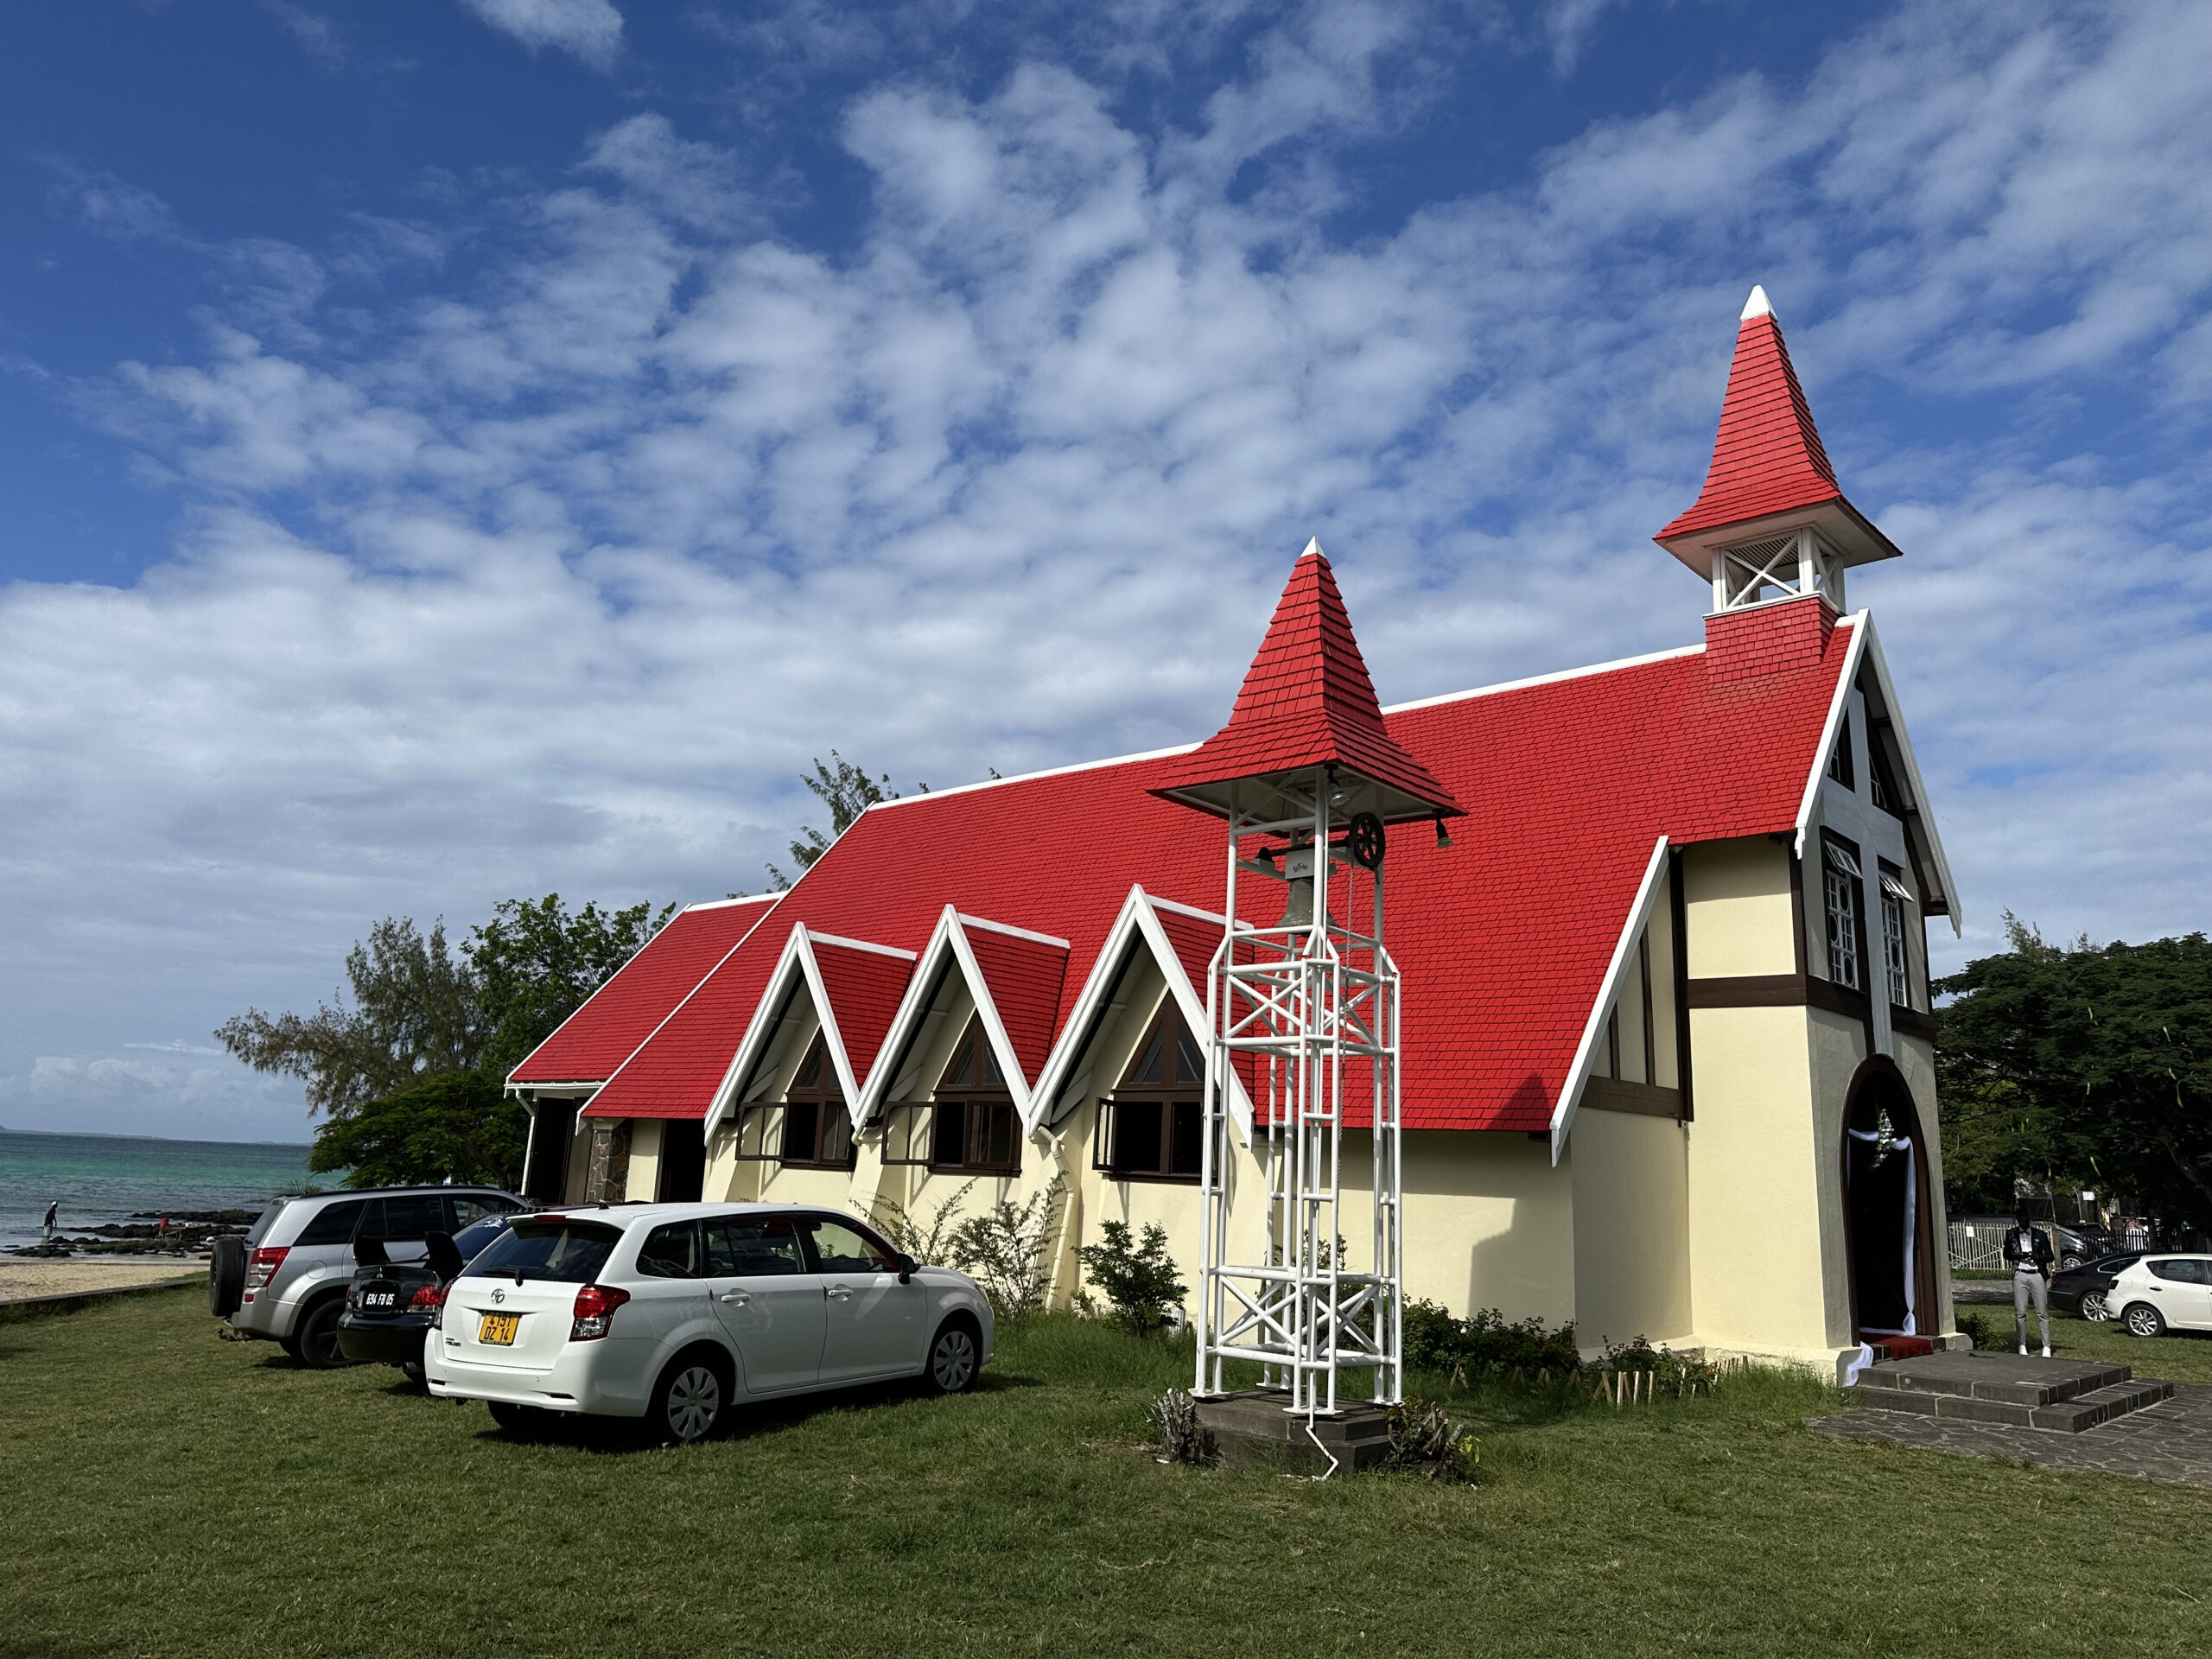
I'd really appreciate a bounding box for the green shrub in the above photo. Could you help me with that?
[1380,1396,1480,1482]
[1404,1300,1585,1379]
[1078,1220,1187,1336]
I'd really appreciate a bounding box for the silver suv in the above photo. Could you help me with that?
[212,1186,524,1368]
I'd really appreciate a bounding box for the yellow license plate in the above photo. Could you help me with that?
[478,1313,521,1346]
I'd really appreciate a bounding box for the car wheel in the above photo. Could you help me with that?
[925,1319,981,1395]
[294,1296,359,1370]
[2080,1290,2113,1321]
[650,1351,731,1444]
[2123,1302,2167,1339]
[402,1361,426,1384]
[2061,1254,2084,1272]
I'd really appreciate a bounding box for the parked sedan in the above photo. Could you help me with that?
[337,1211,516,1377]
[423,1203,995,1443]
[2051,1252,2141,1321]
[2108,1255,2212,1338]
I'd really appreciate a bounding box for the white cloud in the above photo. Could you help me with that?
[3,0,2209,1133]
[461,0,623,70]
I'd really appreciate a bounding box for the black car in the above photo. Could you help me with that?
[2050,1251,2141,1320]
[336,1211,514,1377]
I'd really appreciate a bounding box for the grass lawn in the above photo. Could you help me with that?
[4,1289,2210,1659]
[1955,1301,2212,1383]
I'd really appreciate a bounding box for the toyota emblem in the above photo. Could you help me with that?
[492,1287,505,1305]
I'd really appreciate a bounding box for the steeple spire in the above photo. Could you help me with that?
[1656,287,1899,613]
[1150,539,1460,825]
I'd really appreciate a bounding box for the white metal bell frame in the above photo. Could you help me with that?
[1193,769,1404,1417]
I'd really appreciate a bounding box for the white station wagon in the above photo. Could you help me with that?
[2108,1254,2212,1340]
[423,1203,994,1442]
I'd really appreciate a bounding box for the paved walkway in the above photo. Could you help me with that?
[1811,1382,2212,1487]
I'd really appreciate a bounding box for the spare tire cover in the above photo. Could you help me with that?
[209,1234,246,1317]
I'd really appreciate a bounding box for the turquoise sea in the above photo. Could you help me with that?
[0,1129,318,1249]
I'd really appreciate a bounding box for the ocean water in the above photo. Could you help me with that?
[0,1129,320,1249]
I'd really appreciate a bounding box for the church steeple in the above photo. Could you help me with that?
[1656,287,1900,614]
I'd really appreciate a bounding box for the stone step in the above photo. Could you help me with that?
[1847,1370,2174,1433]
[1853,1351,2130,1408]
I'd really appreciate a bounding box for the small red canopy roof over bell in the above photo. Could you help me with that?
[1149,540,1462,824]
[1656,287,1900,571]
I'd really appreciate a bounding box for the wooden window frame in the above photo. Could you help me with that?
[925,1016,1021,1176]
[731,1033,856,1170]
[1094,1001,1205,1183]
[1822,833,1864,993]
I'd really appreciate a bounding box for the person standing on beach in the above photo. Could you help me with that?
[2005,1211,2054,1357]
[41,1201,59,1245]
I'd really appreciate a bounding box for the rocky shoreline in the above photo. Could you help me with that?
[6,1207,263,1260]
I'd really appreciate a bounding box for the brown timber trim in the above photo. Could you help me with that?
[1890,1002,1940,1041]
[1685,971,1872,1021]
[1809,973,1872,1023]
[1669,849,1693,1123]
[1580,1077,1685,1120]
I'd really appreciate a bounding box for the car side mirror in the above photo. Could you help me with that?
[897,1254,919,1284]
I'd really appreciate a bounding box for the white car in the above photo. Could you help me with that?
[423,1203,995,1442]
[2108,1254,2212,1339]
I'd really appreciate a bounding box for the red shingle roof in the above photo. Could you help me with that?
[1656,307,1843,543]
[574,605,1855,1133]
[962,923,1070,1085]
[507,895,777,1085]
[810,937,915,1096]
[1151,543,1461,822]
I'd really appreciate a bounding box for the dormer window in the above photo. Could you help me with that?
[734,1032,855,1168]
[925,1017,1020,1175]
[1822,836,1863,992]
[1095,1003,1206,1182]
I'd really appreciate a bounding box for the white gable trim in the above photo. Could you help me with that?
[1550,836,1674,1164]
[1852,619,1962,936]
[856,908,1065,1127]
[701,925,915,1141]
[1024,886,1254,1141]
[1789,614,1869,866]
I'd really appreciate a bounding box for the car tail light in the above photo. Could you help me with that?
[410,1284,446,1309]
[244,1246,289,1300]
[569,1283,630,1342]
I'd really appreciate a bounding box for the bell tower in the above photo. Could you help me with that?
[1656,286,1901,620]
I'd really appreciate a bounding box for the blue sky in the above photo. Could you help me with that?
[1,0,2205,1141]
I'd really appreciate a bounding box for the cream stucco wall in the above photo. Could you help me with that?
[623,1118,664,1203]
[1571,1110,1693,1348]
[1683,837,1797,978]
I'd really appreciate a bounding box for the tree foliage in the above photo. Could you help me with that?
[219,893,668,1187]
[469,895,670,1079]
[766,751,904,890]
[1938,917,2212,1230]
[306,1071,530,1191]
[216,918,478,1120]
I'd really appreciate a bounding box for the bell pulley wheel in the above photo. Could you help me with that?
[1345,812,1386,869]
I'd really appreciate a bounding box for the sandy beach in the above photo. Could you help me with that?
[0,1257,207,1301]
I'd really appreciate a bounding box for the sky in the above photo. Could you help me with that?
[0,0,2205,1142]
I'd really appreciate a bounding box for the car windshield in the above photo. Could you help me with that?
[465,1218,619,1284]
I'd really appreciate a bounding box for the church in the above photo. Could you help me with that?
[505,288,1962,1380]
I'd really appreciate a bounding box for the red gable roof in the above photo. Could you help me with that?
[507,895,776,1085]
[1151,543,1460,823]
[1656,294,1843,543]
[810,937,914,1095]
[581,606,1854,1133]
[962,922,1071,1085]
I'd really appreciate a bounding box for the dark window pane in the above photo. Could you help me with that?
[1175,1027,1205,1085]
[377,1195,447,1239]
[452,1195,510,1227]
[796,1043,822,1089]
[785,1100,821,1163]
[931,1100,968,1166]
[466,1220,618,1284]
[980,1103,1017,1169]
[637,1222,702,1279]
[1170,1101,1203,1175]
[296,1199,370,1247]
[1110,1100,1162,1173]
[704,1218,803,1278]
[982,1042,1003,1087]
[1131,1029,1164,1084]
[820,1109,855,1166]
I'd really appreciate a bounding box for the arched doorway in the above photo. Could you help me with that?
[1840,1059,1936,1339]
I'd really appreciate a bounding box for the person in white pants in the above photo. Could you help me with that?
[2004,1212,2054,1357]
